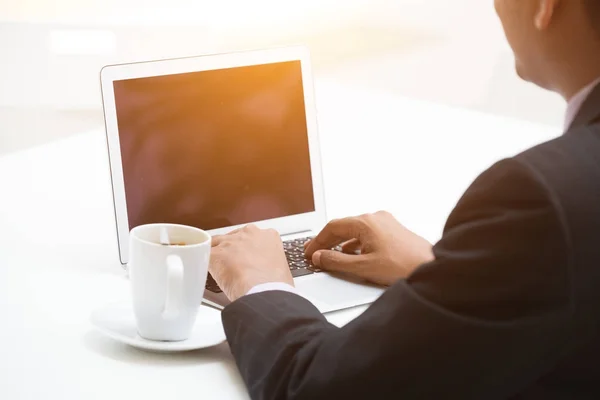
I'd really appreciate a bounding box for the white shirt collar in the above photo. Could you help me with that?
[564,77,600,131]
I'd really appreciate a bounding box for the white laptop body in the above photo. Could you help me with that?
[100,46,384,313]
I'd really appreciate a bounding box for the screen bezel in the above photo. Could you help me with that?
[100,46,327,265]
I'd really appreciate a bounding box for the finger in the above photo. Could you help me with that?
[305,217,367,257]
[208,248,232,287]
[212,226,247,246]
[208,259,219,275]
[209,243,223,260]
[242,224,259,232]
[208,248,222,275]
[312,250,371,273]
[341,239,361,254]
[211,235,228,247]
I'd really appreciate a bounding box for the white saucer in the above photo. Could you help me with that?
[90,302,226,352]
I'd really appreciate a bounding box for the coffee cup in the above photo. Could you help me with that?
[128,223,210,341]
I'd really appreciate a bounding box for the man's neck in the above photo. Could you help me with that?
[563,67,600,102]
[557,41,600,101]
[564,76,600,130]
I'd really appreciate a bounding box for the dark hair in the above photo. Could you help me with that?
[584,0,600,34]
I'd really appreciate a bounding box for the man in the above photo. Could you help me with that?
[209,0,600,398]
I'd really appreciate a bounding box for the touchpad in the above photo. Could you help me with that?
[294,273,385,312]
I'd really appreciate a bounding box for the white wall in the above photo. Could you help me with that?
[0,0,565,153]
[0,0,378,109]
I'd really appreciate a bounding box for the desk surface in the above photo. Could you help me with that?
[0,80,560,399]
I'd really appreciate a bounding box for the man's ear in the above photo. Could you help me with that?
[534,0,560,30]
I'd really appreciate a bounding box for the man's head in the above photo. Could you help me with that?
[495,0,600,99]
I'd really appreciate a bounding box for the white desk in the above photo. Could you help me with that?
[0,80,560,399]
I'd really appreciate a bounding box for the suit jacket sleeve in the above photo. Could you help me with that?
[221,158,573,400]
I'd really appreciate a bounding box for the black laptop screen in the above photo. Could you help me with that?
[113,60,315,231]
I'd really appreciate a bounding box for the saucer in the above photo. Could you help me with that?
[90,302,226,352]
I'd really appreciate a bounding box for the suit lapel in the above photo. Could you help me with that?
[569,83,600,131]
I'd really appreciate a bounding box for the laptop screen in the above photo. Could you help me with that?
[113,60,316,231]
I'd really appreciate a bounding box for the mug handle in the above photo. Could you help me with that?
[162,254,184,319]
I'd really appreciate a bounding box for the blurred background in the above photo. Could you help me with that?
[0,0,565,155]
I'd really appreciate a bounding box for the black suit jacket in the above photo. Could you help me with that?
[221,84,600,400]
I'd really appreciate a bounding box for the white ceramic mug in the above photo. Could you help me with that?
[129,223,211,341]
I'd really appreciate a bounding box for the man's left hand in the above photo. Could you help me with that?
[209,225,294,302]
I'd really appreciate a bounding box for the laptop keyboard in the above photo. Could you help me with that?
[205,236,320,294]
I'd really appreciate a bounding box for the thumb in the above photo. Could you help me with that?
[312,250,367,272]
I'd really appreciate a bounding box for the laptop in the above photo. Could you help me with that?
[100,46,385,313]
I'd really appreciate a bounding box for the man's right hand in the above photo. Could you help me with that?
[304,211,434,286]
